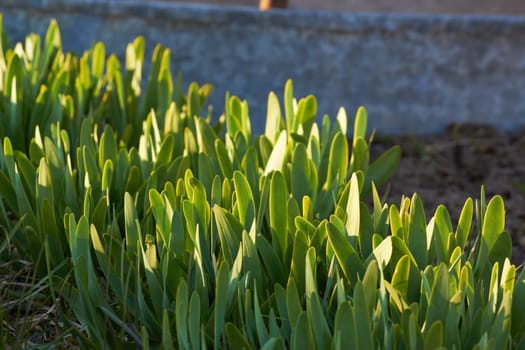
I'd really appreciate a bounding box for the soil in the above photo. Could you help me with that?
[371,124,525,266]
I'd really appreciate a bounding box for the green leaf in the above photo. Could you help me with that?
[476,195,505,274]
[326,222,363,285]
[372,236,393,268]
[289,230,308,296]
[269,171,288,260]
[362,260,379,314]
[101,159,113,193]
[353,106,367,144]
[91,41,105,81]
[391,255,411,300]
[424,321,443,350]
[264,130,287,175]
[257,234,286,286]
[171,211,186,259]
[305,248,331,350]
[401,310,422,350]
[492,260,514,346]
[83,145,101,192]
[42,19,61,73]
[106,55,127,126]
[242,231,264,290]
[284,79,294,133]
[456,198,473,250]
[433,205,453,263]
[149,189,171,243]
[265,91,282,144]
[195,117,218,158]
[14,151,36,201]
[258,136,273,169]
[187,82,201,119]
[481,195,505,253]
[226,323,253,350]
[233,171,255,229]
[253,285,270,346]
[124,192,139,257]
[215,139,233,179]
[384,280,409,314]
[188,292,201,350]
[90,196,108,236]
[241,146,259,198]
[425,264,449,327]
[345,173,360,237]
[296,95,317,137]
[291,143,317,210]
[350,137,369,174]
[488,231,512,264]
[367,145,401,187]
[161,309,175,350]
[0,171,18,215]
[390,237,421,302]
[291,311,313,350]
[3,137,17,184]
[358,203,374,257]
[89,224,119,296]
[325,132,348,190]
[307,126,320,168]
[175,280,190,350]
[41,199,64,268]
[408,194,428,267]
[70,215,90,290]
[335,107,348,137]
[213,205,243,267]
[389,204,404,238]
[353,282,374,349]
[260,337,286,350]
[334,302,357,349]
[138,234,163,324]
[286,280,303,330]
[225,95,242,140]
[214,262,230,350]
[156,52,173,119]
[156,134,174,167]
[512,268,525,340]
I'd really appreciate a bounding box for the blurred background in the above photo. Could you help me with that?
[3,0,525,135]
[127,0,525,15]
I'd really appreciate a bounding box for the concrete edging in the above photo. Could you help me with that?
[2,0,525,134]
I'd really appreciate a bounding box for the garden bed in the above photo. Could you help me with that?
[1,13,524,348]
[373,124,525,265]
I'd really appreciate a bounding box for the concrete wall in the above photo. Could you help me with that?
[1,0,525,134]
[110,0,525,15]
[290,0,525,15]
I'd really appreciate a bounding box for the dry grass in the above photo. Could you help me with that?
[1,253,80,349]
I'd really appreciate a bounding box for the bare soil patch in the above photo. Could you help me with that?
[372,124,525,266]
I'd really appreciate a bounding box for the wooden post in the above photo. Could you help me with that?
[259,0,288,10]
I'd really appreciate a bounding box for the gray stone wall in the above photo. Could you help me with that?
[1,0,525,134]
